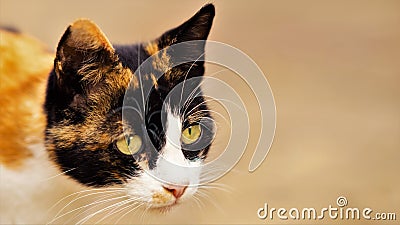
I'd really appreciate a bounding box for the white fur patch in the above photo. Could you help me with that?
[0,142,83,224]
[124,104,201,208]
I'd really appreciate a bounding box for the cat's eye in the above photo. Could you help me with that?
[116,135,142,155]
[181,125,202,145]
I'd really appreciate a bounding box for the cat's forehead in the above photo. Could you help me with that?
[114,41,183,88]
[142,41,183,82]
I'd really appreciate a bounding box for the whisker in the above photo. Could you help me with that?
[181,77,229,117]
[50,193,128,224]
[196,189,225,215]
[97,200,142,224]
[199,184,234,194]
[76,195,144,225]
[41,168,76,182]
[60,192,122,225]
[181,80,205,112]
[47,187,125,218]
[115,201,146,224]
[192,193,205,210]
[75,197,132,225]
[95,196,146,224]
[140,203,152,224]
[179,51,206,115]
[184,110,230,131]
[183,98,220,117]
[180,66,228,117]
[53,189,124,217]
[186,96,247,118]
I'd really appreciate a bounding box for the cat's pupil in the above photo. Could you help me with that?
[188,127,192,135]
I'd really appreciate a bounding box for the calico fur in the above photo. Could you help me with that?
[0,29,53,168]
[1,4,216,224]
[44,4,215,187]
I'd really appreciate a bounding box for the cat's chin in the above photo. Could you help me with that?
[148,195,190,212]
[149,198,181,209]
[150,202,181,213]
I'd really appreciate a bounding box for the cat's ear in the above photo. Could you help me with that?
[144,4,215,82]
[146,4,215,56]
[158,4,215,46]
[54,19,118,92]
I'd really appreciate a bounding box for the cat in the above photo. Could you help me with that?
[0,4,215,224]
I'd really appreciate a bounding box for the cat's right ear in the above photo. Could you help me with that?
[53,19,118,96]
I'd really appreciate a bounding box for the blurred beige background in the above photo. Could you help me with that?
[1,0,399,224]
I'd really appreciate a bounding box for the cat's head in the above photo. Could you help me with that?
[44,4,215,208]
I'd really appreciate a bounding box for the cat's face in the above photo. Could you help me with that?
[44,5,215,208]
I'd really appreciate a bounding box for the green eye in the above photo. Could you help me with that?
[181,125,201,144]
[116,135,142,155]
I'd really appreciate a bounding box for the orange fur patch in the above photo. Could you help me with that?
[150,73,158,89]
[152,191,173,205]
[0,30,53,169]
[69,19,114,53]
[144,41,159,56]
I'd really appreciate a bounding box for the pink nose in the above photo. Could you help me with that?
[163,184,188,199]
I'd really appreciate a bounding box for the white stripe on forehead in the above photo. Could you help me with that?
[149,103,203,186]
[162,104,187,166]
[153,104,191,185]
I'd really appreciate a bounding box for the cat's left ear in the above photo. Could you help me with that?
[157,4,215,46]
[145,4,215,74]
